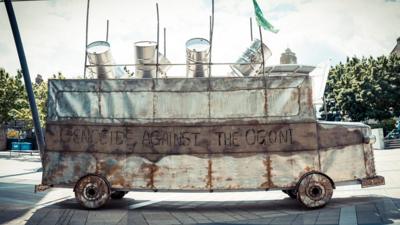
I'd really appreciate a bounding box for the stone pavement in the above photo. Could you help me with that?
[0,149,399,225]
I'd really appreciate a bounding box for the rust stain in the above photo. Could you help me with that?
[361,176,385,188]
[206,159,212,190]
[140,163,156,189]
[304,166,312,172]
[362,145,376,177]
[261,156,273,189]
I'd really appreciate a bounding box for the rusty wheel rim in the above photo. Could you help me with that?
[297,173,333,208]
[75,175,110,209]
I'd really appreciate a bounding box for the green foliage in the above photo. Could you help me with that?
[0,68,25,123]
[0,68,65,130]
[323,54,400,122]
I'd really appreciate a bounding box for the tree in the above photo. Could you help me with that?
[323,54,400,122]
[0,68,25,123]
[1,68,65,129]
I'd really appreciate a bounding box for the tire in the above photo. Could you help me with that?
[282,189,297,199]
[110,191,127,200]
[74,175,111,209]
[296,173,334,209]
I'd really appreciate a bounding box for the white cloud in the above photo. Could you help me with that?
[0,0,398,79]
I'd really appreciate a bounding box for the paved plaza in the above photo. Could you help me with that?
[0,149,399,225]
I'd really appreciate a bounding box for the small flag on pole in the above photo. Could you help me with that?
[252,0,279,33]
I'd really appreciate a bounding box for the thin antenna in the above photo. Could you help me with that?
[83,0,90,78]
[208,0,214,78]
[250,17,253,41]
[163,27,166,56]
[106,19,109,42]
[258,26,265,76]
[155,3,160,79]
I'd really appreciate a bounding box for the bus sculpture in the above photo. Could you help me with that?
[37,63,384,209]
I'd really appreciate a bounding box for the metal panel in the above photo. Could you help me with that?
[211,154,266,189]
[56,92,100,118]
[317,122,368,148]
[154,155,208,189]
[100,92,153,119]
[45,122,318,156]
[155,92,209,118]
[269,151,319,188]
[267,88,299,116]
[47,76,315,123]
[319,145,367,182]
[210,90,265,118]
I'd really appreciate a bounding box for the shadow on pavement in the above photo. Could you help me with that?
[0,183,47,225]
[24,195,400,225]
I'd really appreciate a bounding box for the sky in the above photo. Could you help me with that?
[0,0,399,79]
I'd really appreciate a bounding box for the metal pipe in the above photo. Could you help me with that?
[163,27,166,57]
[106,19,109,42]
[4,0,45,158]
[250,17,253,41]
[208,0,214,78]
[155,3,160,79]
[258,26,265,76]
[87,62,266,67]
[83,0,90,78]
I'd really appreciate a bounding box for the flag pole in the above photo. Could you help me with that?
[258,25,265,76]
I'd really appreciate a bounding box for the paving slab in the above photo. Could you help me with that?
[0,149,400,225]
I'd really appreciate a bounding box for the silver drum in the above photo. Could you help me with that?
[230,39,272,77]
[87,41,115,79]
[186,38,210,78]
[135,41,170,78]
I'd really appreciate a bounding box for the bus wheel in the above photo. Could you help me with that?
[111,191,128,200]
[296,173,333,208]
[282,189,297,199]
[74,175,110,209]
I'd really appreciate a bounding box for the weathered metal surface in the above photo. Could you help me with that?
[47,76,315,124]
[361,175,385,188]
[45,122,318,156]
[42,71,384,193]
[317,121,379,182]
[319,145,367,182]
[297,173,333,208]
[43,151,322,191]
[317,121,369,148]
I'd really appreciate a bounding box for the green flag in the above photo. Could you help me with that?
[252,0,279,33]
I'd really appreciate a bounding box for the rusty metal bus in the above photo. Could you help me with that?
[37,65,384,209]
